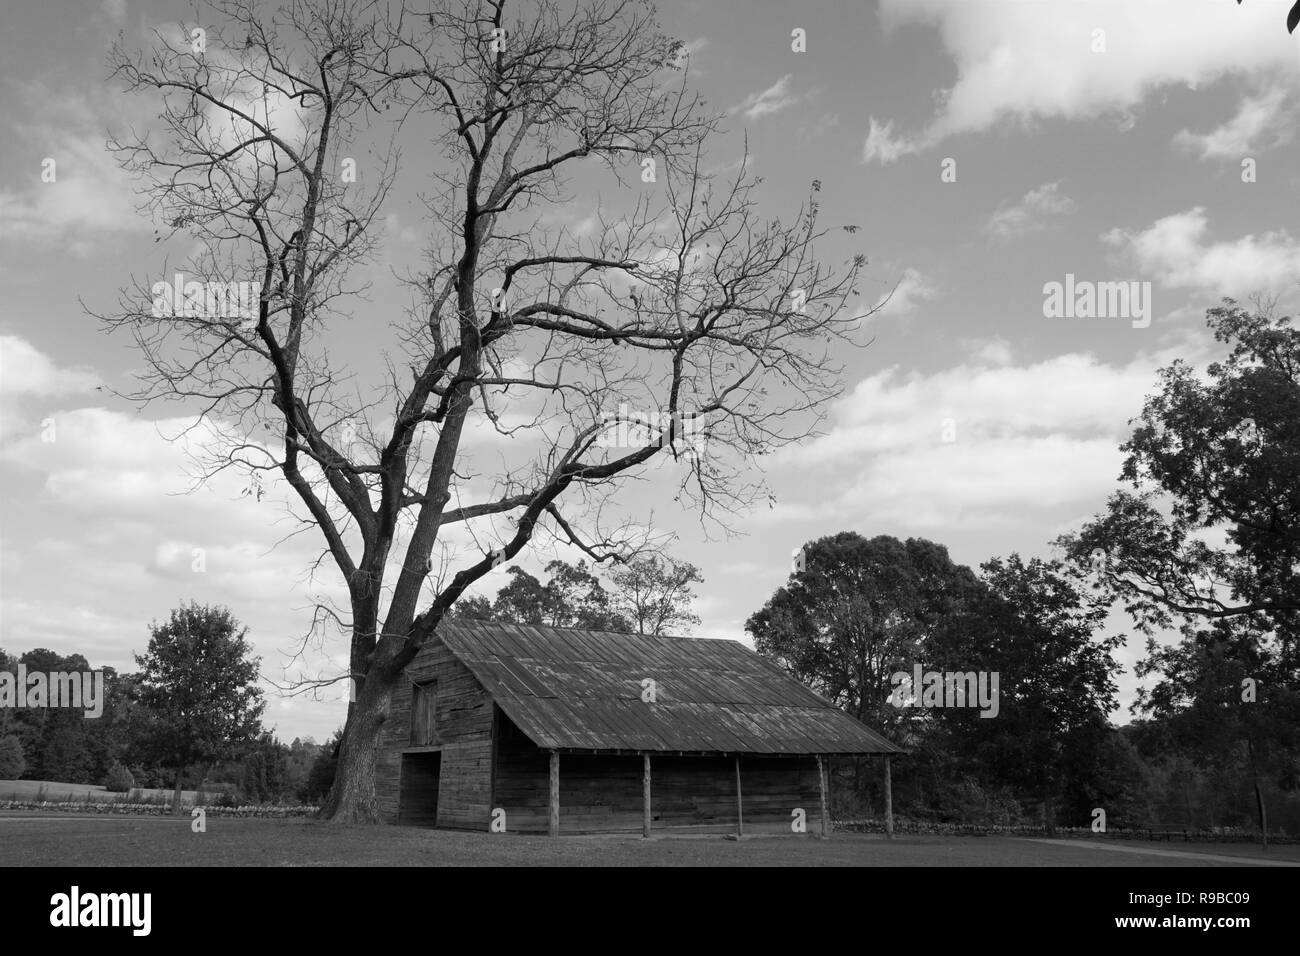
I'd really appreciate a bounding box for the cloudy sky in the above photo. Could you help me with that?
[2,0,1298,742]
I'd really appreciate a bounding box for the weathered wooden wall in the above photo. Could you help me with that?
[493,713,820,833]
[377,637,494,827]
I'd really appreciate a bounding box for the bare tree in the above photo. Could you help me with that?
[102,0,872,822]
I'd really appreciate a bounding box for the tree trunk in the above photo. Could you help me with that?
[196,761,215,803]
[171,767,184,816]
[320,668,395,823]
[1246,737,1268,851]
[1254,781,1268,851]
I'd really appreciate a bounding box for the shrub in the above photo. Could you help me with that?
[104,762,136,793]
[299,733,340,803]
[0,735,25,779]
[128,765,164,789]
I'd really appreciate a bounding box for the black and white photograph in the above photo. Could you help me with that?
[0,0,1297,934]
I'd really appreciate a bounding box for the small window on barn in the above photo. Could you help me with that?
[410,680,437,746]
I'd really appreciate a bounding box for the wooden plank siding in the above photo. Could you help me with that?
[492,712,820,834]
[377,637,494,827]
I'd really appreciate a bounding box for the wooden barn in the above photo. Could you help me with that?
[376,620,903,835]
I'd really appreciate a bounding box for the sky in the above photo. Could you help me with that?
[1,0,1299,743]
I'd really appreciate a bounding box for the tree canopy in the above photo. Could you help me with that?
[135,602,266,810]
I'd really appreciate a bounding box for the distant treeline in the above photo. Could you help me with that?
[752,532,1300,837]
[0,645,338,805]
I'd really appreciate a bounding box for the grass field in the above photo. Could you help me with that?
[0,780,206,804]
[2,814,1298,866]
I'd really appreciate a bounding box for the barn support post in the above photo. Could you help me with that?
[816,754,829,839]
[734,755,744,837]
[883,754,894,839]
[548,750,560,837]
[642,754,652,839]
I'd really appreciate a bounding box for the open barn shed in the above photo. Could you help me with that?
[376,620,903,835]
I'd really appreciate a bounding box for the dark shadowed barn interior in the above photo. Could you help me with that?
[376,621,903,835]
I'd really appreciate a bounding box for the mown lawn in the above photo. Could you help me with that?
[2,814,1297,866]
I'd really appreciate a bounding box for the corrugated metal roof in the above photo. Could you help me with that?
[436,621,903,755]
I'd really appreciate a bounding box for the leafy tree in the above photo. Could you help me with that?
[79,666,140,785]
[448,560,633,631]
[490,567,551,625]
[103,761,136,793]
[609,555,702,636]
[241,733,290,803]
[0,735,25,780]
[748,533,982,808]
[281,736,324,799]
[1063,727,1155,830]
[547,560,631,631]
[927,556,1122,832]
[748,538,1124,828]
[1060,302,1300,633]
[135,603,266,813]
[1057,301,1300,835]
[0,649,11,739]
[7,648,95,783]
[747,533,982,734]
[301,728,343,804]
[444,594,497,622]
[1135,616,1299,845]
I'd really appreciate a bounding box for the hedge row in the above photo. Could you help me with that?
[833,818,1292,842]
[0,800,319,818]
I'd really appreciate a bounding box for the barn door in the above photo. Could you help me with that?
[398,752,442,827]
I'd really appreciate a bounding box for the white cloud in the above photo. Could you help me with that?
[0,336,100,399]
[865,0,1300,162]
[870,267,938,318]
[1173,86,1295,159]
[806,113,841,138]
[734,74,801,121]
[0,84,152,253]
[1104,207,1300,295]
[101,0,126,24]
[862,118,922,164]
[382,213,422,246]
[0,336,101,443]
[985,182,1077,242]
[763,345,1211,530]
[965,338,1014,366]
[0,402,352,727]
